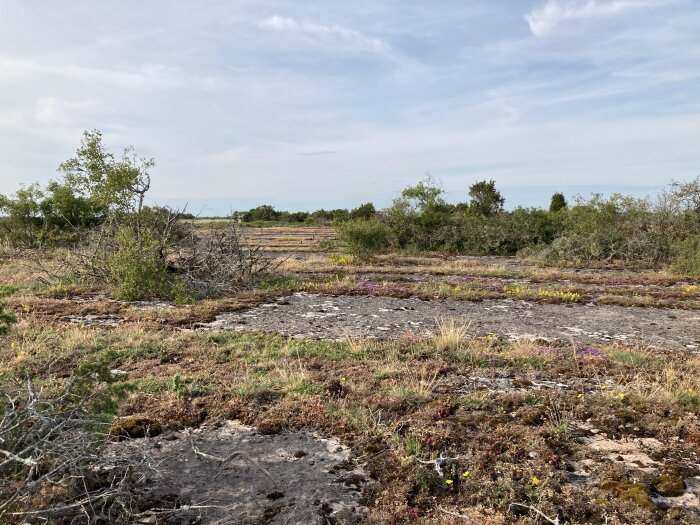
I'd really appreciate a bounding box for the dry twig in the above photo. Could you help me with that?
[186,429,279,489]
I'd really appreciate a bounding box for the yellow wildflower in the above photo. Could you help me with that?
[532,476,540,486]
[445,479,454,485]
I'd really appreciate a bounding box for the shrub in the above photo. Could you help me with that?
[337,219,391,258]
[385,177,454,250]
[102,225,182,301]
[671,235,700,275]
[349,202,376,220]
[524,194,670,266]
[0,299,15,335]
[0,366,143,521]
[174,218,277,297]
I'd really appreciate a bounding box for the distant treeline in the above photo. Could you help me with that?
[234,202,376,224]
[332,177,700,274]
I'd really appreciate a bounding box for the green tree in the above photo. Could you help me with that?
[468,180,504,216]
[58,129,153,215]
[349,202,376,220]
[0,184,45,245]
[386,176,454,249]
[549,192,568,212]
[242,205,280,222]
[0,130,154,246]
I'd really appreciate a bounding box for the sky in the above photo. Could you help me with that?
[1,0,699,214]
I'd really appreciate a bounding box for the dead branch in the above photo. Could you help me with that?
[186,429,279,489]
[508,503,561,525]
[416,452,463,477]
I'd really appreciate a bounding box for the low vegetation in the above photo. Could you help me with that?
[1,319,698,523]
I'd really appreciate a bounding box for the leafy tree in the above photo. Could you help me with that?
[549,192,568,212]
[468,180,504,216]
[242,205,281,222]
[0,130,153,246]
[398,176,448,216]
[386,176,454,249]
[669,176,700,224]
[0,184,45,245]
[349,202,376,220]
[58,129,153,215]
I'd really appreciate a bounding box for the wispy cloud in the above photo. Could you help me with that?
[0,55,183,89]
[258,15,393,56]
[526,0,677,37]
[299,150,339,156]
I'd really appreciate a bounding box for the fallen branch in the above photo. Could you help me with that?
[508,503,560,525]
[438,505,471,519]
[186,429,278,489]
[416,452,462,477]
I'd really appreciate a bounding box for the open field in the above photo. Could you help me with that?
[1,226,699,524]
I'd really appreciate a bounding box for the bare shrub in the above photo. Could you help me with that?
[173,217,278,298]
[0,374,211,523]
[0,375,121,521]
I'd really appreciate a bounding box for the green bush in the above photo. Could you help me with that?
[671,235,700,275]
[92,225,188,301]
[337,219,391,258]
[385,177,454,250]
[0,299,15,335]
[523,194,672,267]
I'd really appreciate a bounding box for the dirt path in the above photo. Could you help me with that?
[203,292,700,351]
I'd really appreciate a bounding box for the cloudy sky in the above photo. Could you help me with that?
[1,0,699,213]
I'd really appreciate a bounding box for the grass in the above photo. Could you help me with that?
[2,240,700,523]
[2,314,699,523]
[432,317,471,352]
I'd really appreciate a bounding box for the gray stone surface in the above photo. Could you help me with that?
[107,421,367,524]
[202,292,700,351]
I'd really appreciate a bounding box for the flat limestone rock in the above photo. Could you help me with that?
[105,421,367,524]
[202,292,700,351]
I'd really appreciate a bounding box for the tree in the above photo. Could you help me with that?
[468,180,504,216]
[401,177,447,213]
[242,205,280,222]
[669,176,700,224]
[549,192,568,212]
[58,129,153,216]
[0,130,154,246]
[349,202,376,220]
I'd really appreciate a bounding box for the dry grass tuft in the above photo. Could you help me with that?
[432,317,471,352]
